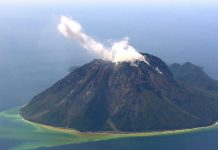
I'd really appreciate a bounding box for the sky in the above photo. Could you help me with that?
[0,0,218,109]
[1,0,218,6]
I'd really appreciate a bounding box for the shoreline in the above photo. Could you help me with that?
[21,115,218,137]
[2,106,218,150]
[2,107,218,150]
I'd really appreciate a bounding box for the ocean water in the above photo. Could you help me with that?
[0,106,218,150]
[1,4,218,150]
[39,131,218,150]
[1,5,218,110]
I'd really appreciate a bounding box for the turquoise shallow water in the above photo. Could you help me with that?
[39,131,218,150]
[0,106,218,150]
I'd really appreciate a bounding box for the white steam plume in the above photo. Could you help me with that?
[58,16,148,64]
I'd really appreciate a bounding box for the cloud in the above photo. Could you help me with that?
[58,16,148,64]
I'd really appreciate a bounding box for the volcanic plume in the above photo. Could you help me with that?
[58,16,148,64]
[20,16,218,132]
[20,52,218,132]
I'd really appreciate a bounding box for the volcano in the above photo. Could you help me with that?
[21,53,218,132]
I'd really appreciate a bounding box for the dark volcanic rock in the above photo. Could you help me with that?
[170,62,218,92]
[21,53,218,132]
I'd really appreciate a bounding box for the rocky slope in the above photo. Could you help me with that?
[21,53,218,132]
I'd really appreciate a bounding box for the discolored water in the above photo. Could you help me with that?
[0,106,218,150]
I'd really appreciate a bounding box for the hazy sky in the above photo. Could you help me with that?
[0,1,218,109]
[1,0,218,6]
